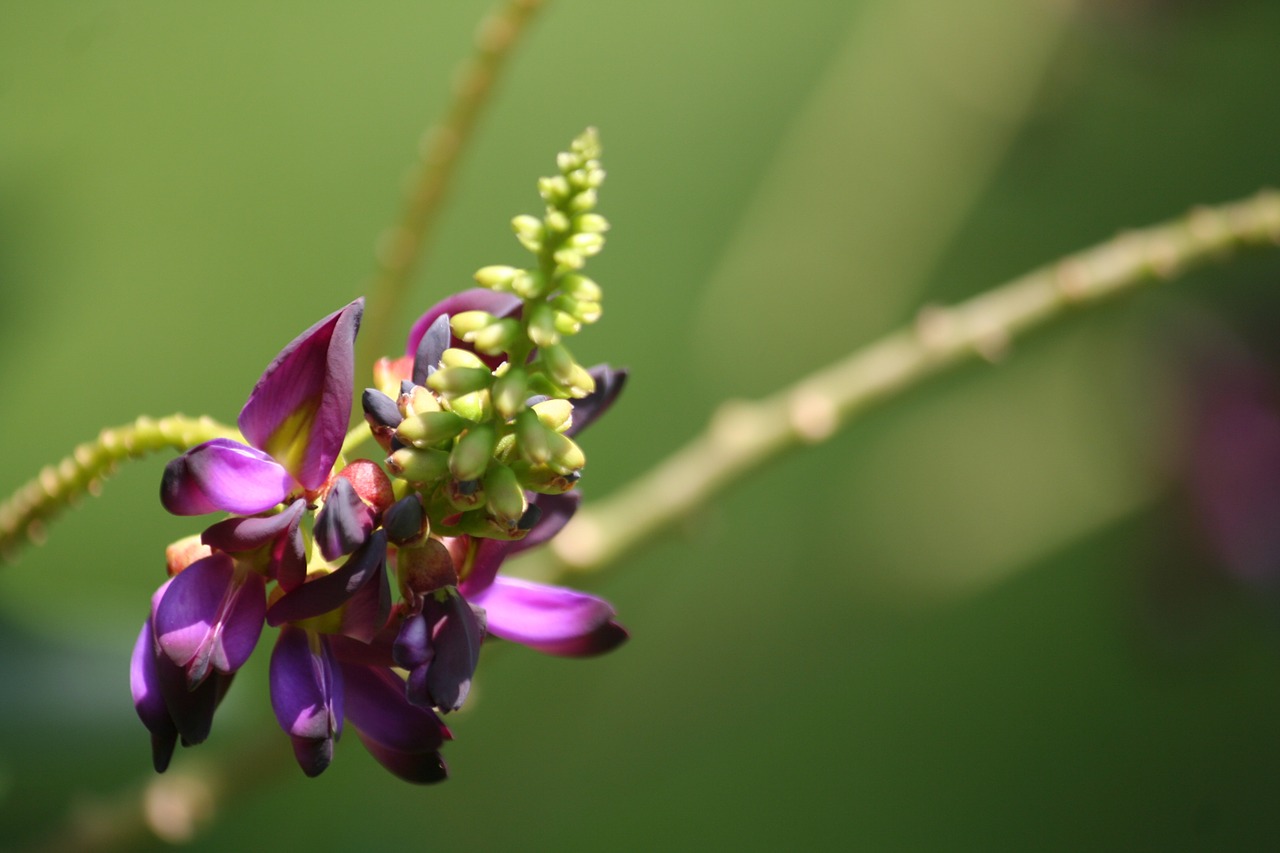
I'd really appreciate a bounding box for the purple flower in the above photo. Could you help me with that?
[161,299,363,516]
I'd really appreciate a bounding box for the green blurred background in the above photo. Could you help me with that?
[4,0,1280,849]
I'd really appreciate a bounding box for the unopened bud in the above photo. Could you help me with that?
[473,265,520,290]
[544,210,571,234]
[546,430,586,475]
[511,460,580,495]
[445,478,485,511]
[575,212,608,232]
[491,369,529,420]
[532,398,573,432]
[396,410,468,448]
[569,232,604,256]
[440,347,486,369]
[568,190,598,214]
[383,495,429,545]
[450,311,496,338]
[537,175,571,203]
[560,273,602,303]
[427,365,493,396]
[512,214,544,251]
[484,463,527,525]
[449,424,496,482]
[527,301,560,347]
[516,409,552,464]
[399,383,440,418]
[387,446,451,483]
[471,318,521,356]
[396,538,457,601]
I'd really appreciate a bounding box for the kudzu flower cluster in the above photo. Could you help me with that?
[131,130,627,783]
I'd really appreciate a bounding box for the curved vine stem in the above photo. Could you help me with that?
[0,415,238,560]
[355,0,546,381]
[541,189,1280,578]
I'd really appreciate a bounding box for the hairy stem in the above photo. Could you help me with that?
[0,415,238,560]
[356,0,546,380]
[544,189,1280,576]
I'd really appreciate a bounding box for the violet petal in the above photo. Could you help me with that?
[405,289,522,370]
[160,438,293,516]
[201,499,307,588]
[266,531,387,627]
[238,299,363,491]
[270,627,344,777]
[411,313,452,385]
[422,591,486,712]
[153,553,266,687]
[130,618,177,773]
[339,663,449,754]
[355,732,448,785]
[469,575,626,657]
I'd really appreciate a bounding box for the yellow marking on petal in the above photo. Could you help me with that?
[262,407,317,482]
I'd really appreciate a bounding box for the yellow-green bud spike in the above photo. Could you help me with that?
[396,411,468,448]
[560,274,602,303]
[483,463,527,525]
[387,446,451,484]
[449,424,497,482]
[491,369,529,421]
[532,398,573,433]
[538,175,570,203]
[474,265,521,290]
[544,210,571,234]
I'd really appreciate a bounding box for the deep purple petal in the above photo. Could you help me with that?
[565,365,628,437]
[153,554,266,686]
[156,653,234,747]
[337,557,392,643]
[456,538,515,598]
[238,299,363,491]
[392,611,432,670]
[314,478,376,561]
[470,576,626,657]
[355,731,448,785]
[270,627,344,776]
[405,289,522,369]
[339,663,449,754]
[411,313,452,385]
[510,492,581,555]
[413,591,486,712]
[130,618,177,772]
[266,531,388,627]
[201,499,307,588]
[160,439,293,516]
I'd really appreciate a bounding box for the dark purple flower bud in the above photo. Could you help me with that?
[266,531,388,634]
[153,553,266,688]
[363,388,403,450]
[383,495,428,545]
[397,589,486,712]
[468,575,626,658]
[565,364,627,437]
[160,439,293,516]
[238,299,363,493]
[314,478,376,561]
[340,662,450,784]
[412,313,452,385]
[270,626,344,777]
[405,289,522,372]
[201,499,307,590]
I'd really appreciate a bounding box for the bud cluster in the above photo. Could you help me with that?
[365,128,611,549]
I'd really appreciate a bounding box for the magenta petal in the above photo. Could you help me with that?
[471,576,627,657]
[339,663,449,754]
[270,627,344,777]
[160,439,293,516]
[266,531,388,627]
[153,553,266,686]
[238,299,363,491]
[201,499,307,588]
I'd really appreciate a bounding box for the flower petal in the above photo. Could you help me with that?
[354,732,448,785]
[266,531,388,627]
[402,590,486,712]
[339,663,450,754]
[270,627,344,777]
[201,499,307,589]
[160,439,293,516]
[153,553,267,686]
[314,478,376,561]
[130,617,177,773]
[238,299,363,491]
[470,576,627,657]
[565,364,628,437]
[455,493,580,598]
[410,313,452,385]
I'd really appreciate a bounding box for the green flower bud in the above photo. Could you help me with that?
[396,410,468,448]
[560,273,602,303]
[427,365,493,396]
[440,347,486,369]
[470,318,521,356]
[387,446,451,483]
[544,210,571,234]
[451,311,496,338]
[444,478,485,512]
[556,151,576,173]
[491,368,529,421]
[532,398,573,433]
[574,212,608,233]
[510,269,546,300]
[568,190,598,215]
[538,175,571,204]
[484,462,527,526]
[542,344,597,397]
[527,301,560,348]
[515,409,551,465]
[569,232,604,256]
[473,265,521,290]
[447,389,489,423]
[399,383,441,417]
[552,247,585,270]
[552,294,602,325]
[449,424,497,482]
[553,309,581,337]
[512,214,543,252]
[510,459,580,495]
[546,430,586,475]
